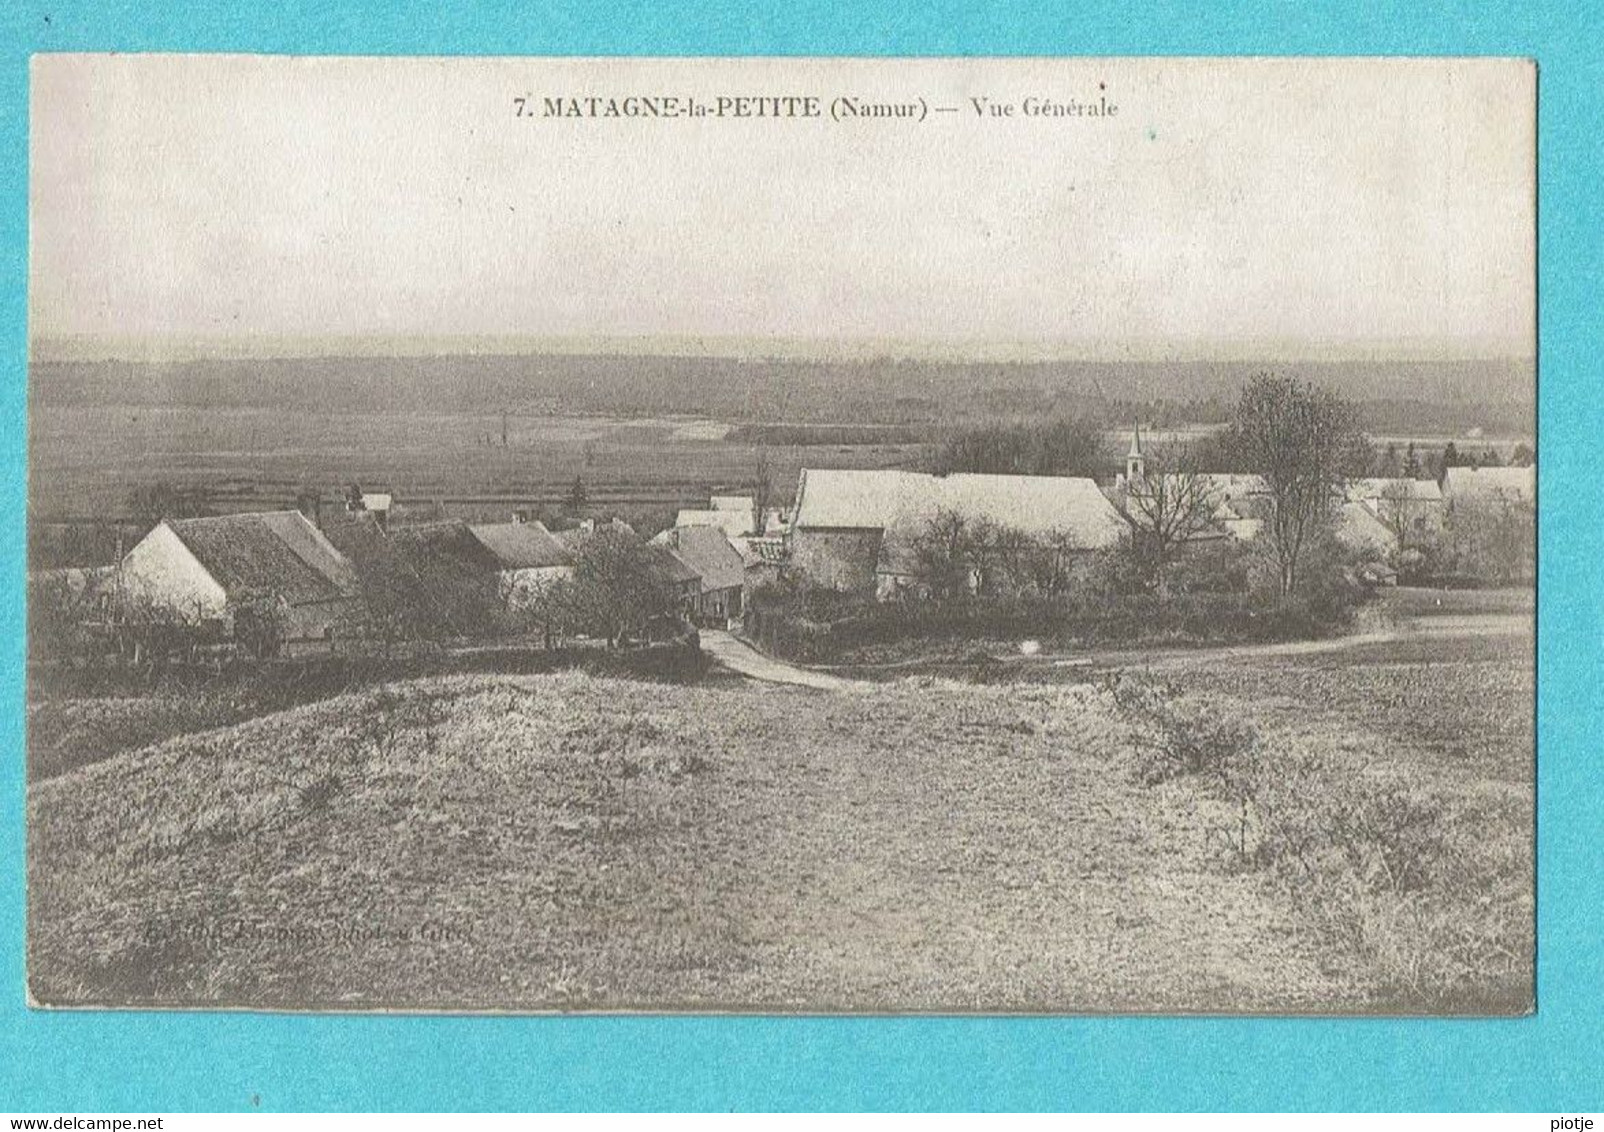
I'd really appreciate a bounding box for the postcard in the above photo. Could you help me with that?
[25,55,1535,1013]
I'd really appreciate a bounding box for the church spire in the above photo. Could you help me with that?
[1126,424,1146,481]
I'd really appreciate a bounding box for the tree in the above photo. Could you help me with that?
[1227,373,1363,598]
[750,446,774,535]
[1510,442,1535,467]
[232,593,288,659]
[1110,441,1221,593]
[912,509,978,599]
[565,475,589,515]
[1403,442,1420,479]
[127,481,214,531]
[1376,480,1421,562]
[933,416,1105,479]
[499,571,580,649]
[571,527,680,646]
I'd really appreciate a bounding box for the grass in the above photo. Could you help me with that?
[1104,670,1532,1012]
[28,645,1533,1012]
[26,643,704,782]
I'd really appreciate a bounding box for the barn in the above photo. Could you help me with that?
[1442,466,1536,508]
[113,511,359,645]
[788,468,1126,595]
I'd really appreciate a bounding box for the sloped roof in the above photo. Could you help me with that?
[1442,465,1535,504]
[674,509,753,538]
[1346,478,1444,503]
[553,517,637,551]
[388,520,503,574]
[642,542,702,586]
[319,511,390,563]
[1336,500,1395,551]
[1197,473,1269,498]
[655,525,745,593]
[792,469,1125,548]
[468,521,573,570]
[742,536,787,565]
[166,511,357,603]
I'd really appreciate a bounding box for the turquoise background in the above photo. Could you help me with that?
[1,0,1598,1112]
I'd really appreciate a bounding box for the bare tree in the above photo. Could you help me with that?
[499,571,580,650]
[912,509,976,599]
[750,445,773,535]
[933,416,1105,478]
[1374,480,1419,562]
[1110,441,1221,593]
[571,527,681,647]
[1227,373,1364,597]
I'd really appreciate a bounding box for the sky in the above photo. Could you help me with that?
[29,55,1536,359]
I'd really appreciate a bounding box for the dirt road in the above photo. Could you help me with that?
[699,629,860,690]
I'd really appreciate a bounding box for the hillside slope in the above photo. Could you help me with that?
[26,670,1494,1012]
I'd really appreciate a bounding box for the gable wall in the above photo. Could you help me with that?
[118,524,228,622]
[789,528,883,592]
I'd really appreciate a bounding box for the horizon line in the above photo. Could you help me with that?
[28,332,1534,367]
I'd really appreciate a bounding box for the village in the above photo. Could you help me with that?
[27,412,1537,673]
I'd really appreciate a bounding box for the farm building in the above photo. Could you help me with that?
[1443,465,1535,508]
[384,520,505,636]
[468,521,575,607]
[112,511,359,644]
[653,524,746,625]
[789,468,1126,594]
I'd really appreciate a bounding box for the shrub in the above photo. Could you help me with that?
[1106,682,1519,1009]
[1109,677,1261,788]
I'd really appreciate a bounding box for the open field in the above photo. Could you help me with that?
[29,610,1533,1012]
[27,352,1533,528]
[26,404,931,523]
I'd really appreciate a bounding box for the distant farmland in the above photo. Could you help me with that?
[27,351,1534,531]
[26,403,934,524]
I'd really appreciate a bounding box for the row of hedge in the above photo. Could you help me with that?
[746,588,1363,666]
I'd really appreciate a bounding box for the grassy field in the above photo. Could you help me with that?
[28,636,1532,1012]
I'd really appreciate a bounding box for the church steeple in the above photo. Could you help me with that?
[1126,424,1146,482]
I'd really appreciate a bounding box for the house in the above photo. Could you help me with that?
[652,524,747,625]
[1442,465,1535,508]
[740,535,787,590]
[641,542,704,615]
[1112,429,1266,544]
[468,520,575,608]
[673,508,754,540]
[113,511,359,645]
[359,493,393,527]
[1338,478,1445,556]
[342,489,393,529]
[553,516,637,553]
[788,468,1126,594]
